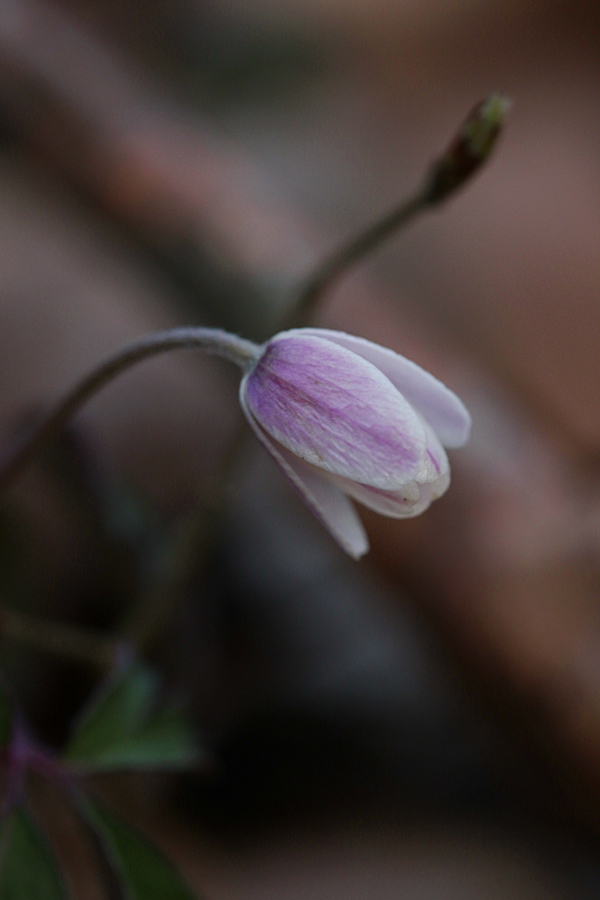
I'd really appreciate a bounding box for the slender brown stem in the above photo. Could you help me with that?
[0,328,259,667]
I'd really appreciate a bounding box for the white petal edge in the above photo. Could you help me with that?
[240,378,369,559]
[279,329,471,449]
[415,418,449,485]
[325,469,449,518]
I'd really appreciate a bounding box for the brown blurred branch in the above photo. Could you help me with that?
[0,0,312,337]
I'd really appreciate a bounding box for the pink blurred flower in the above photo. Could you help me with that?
[240,329,471,559]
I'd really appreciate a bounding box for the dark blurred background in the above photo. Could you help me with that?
[2,0,600,897]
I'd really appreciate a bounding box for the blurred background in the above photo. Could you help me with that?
[2,0,600,897]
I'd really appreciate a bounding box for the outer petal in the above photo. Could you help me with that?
[325,474,422,518]
[240,379,369,559]
[323,418,450,519]
[325,469,449,519]
[282,328,471,449]
[412,475,451,512]
[244,333,426,490]
[415,418,449,485]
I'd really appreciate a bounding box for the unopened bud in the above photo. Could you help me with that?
[424,93,511,204]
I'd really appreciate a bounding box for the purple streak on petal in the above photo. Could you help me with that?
[244,334,425,490]
[240,380,369,559]
[286,329,471,449]
[324,418,451,518]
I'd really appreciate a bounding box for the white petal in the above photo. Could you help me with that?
[325,473,422,518]
[240,379,369,559]
[325,470,448,518]
[415,418,449,485]
[282,328,471,449]
[413,474,451,511]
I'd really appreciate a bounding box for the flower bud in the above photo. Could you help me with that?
[240,329,471,558]
[424,93,511,205]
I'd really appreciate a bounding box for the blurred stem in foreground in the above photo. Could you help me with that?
[292,93,510,325]
[0,605,128,670]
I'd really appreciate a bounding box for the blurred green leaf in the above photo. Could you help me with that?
[0,808,67,900]
[78,798,196,900]
[86,705,201,771]
[64,664,156,759]
[63,665,201,771]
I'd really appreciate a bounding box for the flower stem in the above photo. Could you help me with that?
[0,605,127,669]
[293,93,509,324]
[293,188,428,324]
[0,328,259,495]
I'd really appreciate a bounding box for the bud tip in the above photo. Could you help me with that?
[425,92,511,204]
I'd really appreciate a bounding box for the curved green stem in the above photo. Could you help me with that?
[293,188,428,325]
[292,93,509,324]
[0,328,259,495]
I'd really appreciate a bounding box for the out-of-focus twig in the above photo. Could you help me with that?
[0,605,127,669]
[0,0,312,337]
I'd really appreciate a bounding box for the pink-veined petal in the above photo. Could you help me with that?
[323,418,451,518]
[282,328,471,449]
[240,379,369,559]
[244,333,426,490]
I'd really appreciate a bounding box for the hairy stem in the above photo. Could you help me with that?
[293,189,428,324]
[0,328,259,495]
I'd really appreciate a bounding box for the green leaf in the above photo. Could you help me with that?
[63,665,157,764]
[77,798,197,900]
[0,808,67,900]
[84,706,200,771]
[63,665,202,772]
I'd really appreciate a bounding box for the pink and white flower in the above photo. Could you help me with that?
[240,328,471,559]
